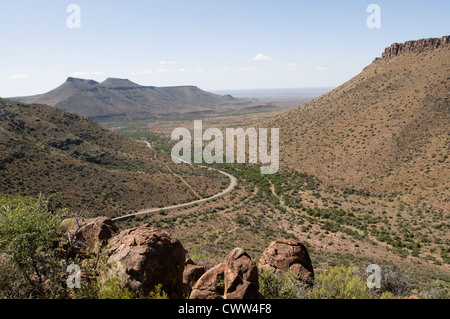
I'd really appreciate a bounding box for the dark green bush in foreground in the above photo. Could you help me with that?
[0,194,66,298]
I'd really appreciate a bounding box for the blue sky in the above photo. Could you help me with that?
[0,0,449,96]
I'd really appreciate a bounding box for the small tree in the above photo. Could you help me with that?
[0,194,65,295]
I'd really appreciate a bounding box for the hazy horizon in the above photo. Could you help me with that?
[1,1,449,97]
[5,75,335,100]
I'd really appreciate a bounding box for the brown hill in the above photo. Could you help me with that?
[0,98,225,216]
[264,36,449,210]
[11,77,270,123]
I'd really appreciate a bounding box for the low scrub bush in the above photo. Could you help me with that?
[310,265,372,299]
[258,267,309,299]
[419,280,449,299]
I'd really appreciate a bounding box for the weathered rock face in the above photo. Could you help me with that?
[108,225,185,299]
[380,35,449,59]
[190,248,262,299]
[224,248,262,299]
[190,263,226,299]
[183,258,206,296]
[59,216,119,258]
[259,239,314,285]
[75,216,119,253]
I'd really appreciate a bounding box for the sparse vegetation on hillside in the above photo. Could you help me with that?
[109,112,449,289]
[0,98,226,217]
[263,45,449,213]
[1,37,448,300]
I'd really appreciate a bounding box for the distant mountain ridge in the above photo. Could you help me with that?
[11,77,258,123]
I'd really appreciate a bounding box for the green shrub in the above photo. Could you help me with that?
[419,280,449,299]
[70,250,136,299]
[379,265,414,297]
[258,267,309,299]
[357,264,414,298]
[0,254,30,298]
[0,194,66,297]
[98,277,134,299]
[148,284,169,299]
[310,266,372,299]
[379,291,397,299]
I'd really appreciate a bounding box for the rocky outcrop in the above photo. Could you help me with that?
[183,258,206,296]
[190,248,262,299]
[190,263,226,299]
[59,216,119,258]
[259,239,314,285]
[380,36,449,59]
[57,216,316,300]
[108,224,185,299]
[224,248,262,299]
[74,216,119,253]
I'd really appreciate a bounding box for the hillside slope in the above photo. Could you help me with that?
[11,78,266,123]
[0,98,225,216]
[264,36,449,210]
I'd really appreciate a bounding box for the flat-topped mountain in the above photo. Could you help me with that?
[11,78,264,123]
[98,77,143,89]
[380,35,449,59]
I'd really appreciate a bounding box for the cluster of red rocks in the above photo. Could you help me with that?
[379,35,449,60]
[61,216,314,299]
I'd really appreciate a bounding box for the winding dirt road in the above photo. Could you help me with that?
[112,143,237,221]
